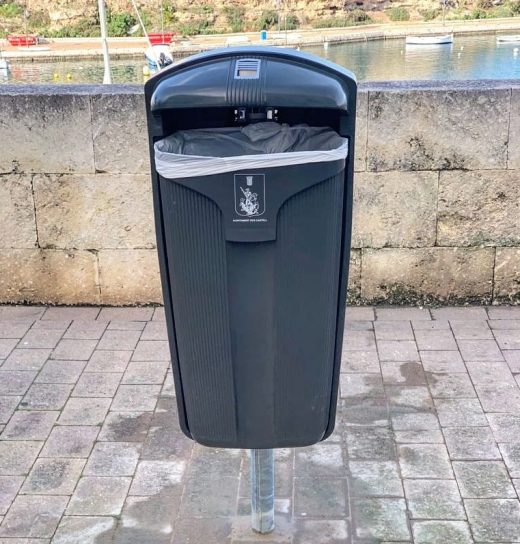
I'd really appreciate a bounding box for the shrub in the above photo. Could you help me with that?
[509,0,520,14]
[312,16,347,28]
[387,6,410,21]
[28,9,51,30]
[284,13,299,30]
[107,11,137,37]
[421,8,440,21]
[49,17,100,38]
[0,2,23,19]
[162,2,178,26]
[223,5,245,32]
[256,10,278,30]
[492,4,514,16]
[348,8,372,23]
[465,8,488,18]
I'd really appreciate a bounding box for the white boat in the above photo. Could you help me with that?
[497,35,520,43]
[406,34,453,45]
[0,58,9,71]
[145,44,173,71]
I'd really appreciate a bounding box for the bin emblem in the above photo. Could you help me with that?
[234,174,265,217]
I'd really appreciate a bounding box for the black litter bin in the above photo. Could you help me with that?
[145,47,356,449]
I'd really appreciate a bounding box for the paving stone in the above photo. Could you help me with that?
[294,477,347,518]
[0,320,32,338]
[374,321,414,341]
[180,475,239,518]
[293,520,350,544]
[98,307,154,321]
[487,307,520,320]
[85,350,131,372]
[414,329,458,351]
[434,398,487,427]
[475,382,520,413]
[427,373,476,398]
[341,350,380,373]
[58,397,111,425]
[0,307,44,320]
[111,385,161,411]
[2,411,58,440]
[18,329,63,349]
[349,460,403,497]
[153,307,165,321]
[141,321,168,341]
[67,476,131,516]
[345,320,373,331]
[98,411,154,442]
[412,521,472,544]
[2,349,51,371]
[444,427,501,460]
[0,476,23,514]
[72,372,122,397]
[35,360,86,383]
[295,444,344,477]
[0,441,42,475]
[498,443,520,478]
[381,362,426,385]
[172,518,232,544]
[32,319,71,331]
[376,308,431,321]
[352,498,410,541]
[115,492,182,544]
[0,495,68,538]
[132,341,170,362]
[0,371,37,395]
[391,412,440,431]
[0,339,18,359]
[466,360,515,385]
[451,320,493,340]
[341,397,390,427]
[432,307,488,321]
[453,461,516,498]
[63,319,108,340]
[84,442,141,476]
[340,373,384,398]
[346,427,396,460]
[0,396,21,424]
[121,361,168,385]
[398,444,453,478]
[458,339,504,362]
[19,383,72,410]
[420,351,466,373]
[487,413,520,442]
[412,319,450,330]
[394,430,444,443]
[343,330,377,350]
[52,516,116,544]
[504,350,520,372]
[465,498,520,542]
[494,329,520,350]
[387,386,433,411]
[52,339,98,360]
[378,340,419,362]
[107,320,147,332]
[43,307,100,321]
[96,330,142,351]
[161,370,175,397]
[40,425,99,458]
[20,458,85,494]
[130,460,186,495]
[404,479,465,519]
[489,319,520,330]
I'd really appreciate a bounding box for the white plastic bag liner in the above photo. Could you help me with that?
[154,122,348,179]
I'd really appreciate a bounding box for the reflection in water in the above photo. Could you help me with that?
[2,34,520,84]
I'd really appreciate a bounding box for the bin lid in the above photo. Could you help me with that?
[149,47,356,112]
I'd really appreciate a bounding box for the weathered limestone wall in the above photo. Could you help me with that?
[0,81,519,305]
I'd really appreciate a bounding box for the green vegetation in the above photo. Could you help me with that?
[107,11,137,37]
[387,6,410,21]
[0,1,22,19]
[223,5,245,32]
[421,8,441,21]
[312,10,373,28]
[256,10,278,30]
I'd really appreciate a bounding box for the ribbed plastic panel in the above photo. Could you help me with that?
[226,57,266,106]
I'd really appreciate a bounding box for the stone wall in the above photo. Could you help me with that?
[0,81,519,306]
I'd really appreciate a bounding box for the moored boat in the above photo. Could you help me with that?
[7,34,38,47]
[496,35,520,43]
[406,34,453,45]
[145,44,174,70]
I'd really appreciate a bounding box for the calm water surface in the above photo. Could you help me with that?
[1,33,519,84]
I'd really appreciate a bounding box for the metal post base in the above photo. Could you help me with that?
[250,449,275,534]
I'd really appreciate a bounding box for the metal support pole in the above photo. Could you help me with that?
[98,0,112,84]
[250,449,275,534]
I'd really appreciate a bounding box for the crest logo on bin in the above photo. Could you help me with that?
[234,174,265,217]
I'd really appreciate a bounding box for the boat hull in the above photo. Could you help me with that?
[406,35,453,45]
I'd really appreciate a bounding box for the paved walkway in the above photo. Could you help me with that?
[0,305,519,543]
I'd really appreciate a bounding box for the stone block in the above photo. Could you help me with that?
[438,170,520,246]
[509,88,520,169]
[91,91,149,174]
[367,88,509,171]
[361,248,495,304]
[0,249,98,305]
[33,174,154,249]
[355,90,368,172]
[347,249,361,303]
[352,171,437,248]
[0,174,37,248]
[98,249,162,305]
[0,92,94,174]
[494,247,520,303]
[67,476,131,516]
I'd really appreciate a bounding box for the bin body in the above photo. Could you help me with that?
[145,47,356,449]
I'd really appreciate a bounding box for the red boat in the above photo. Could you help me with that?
[148,32,175,45]
[7,35,38,47]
